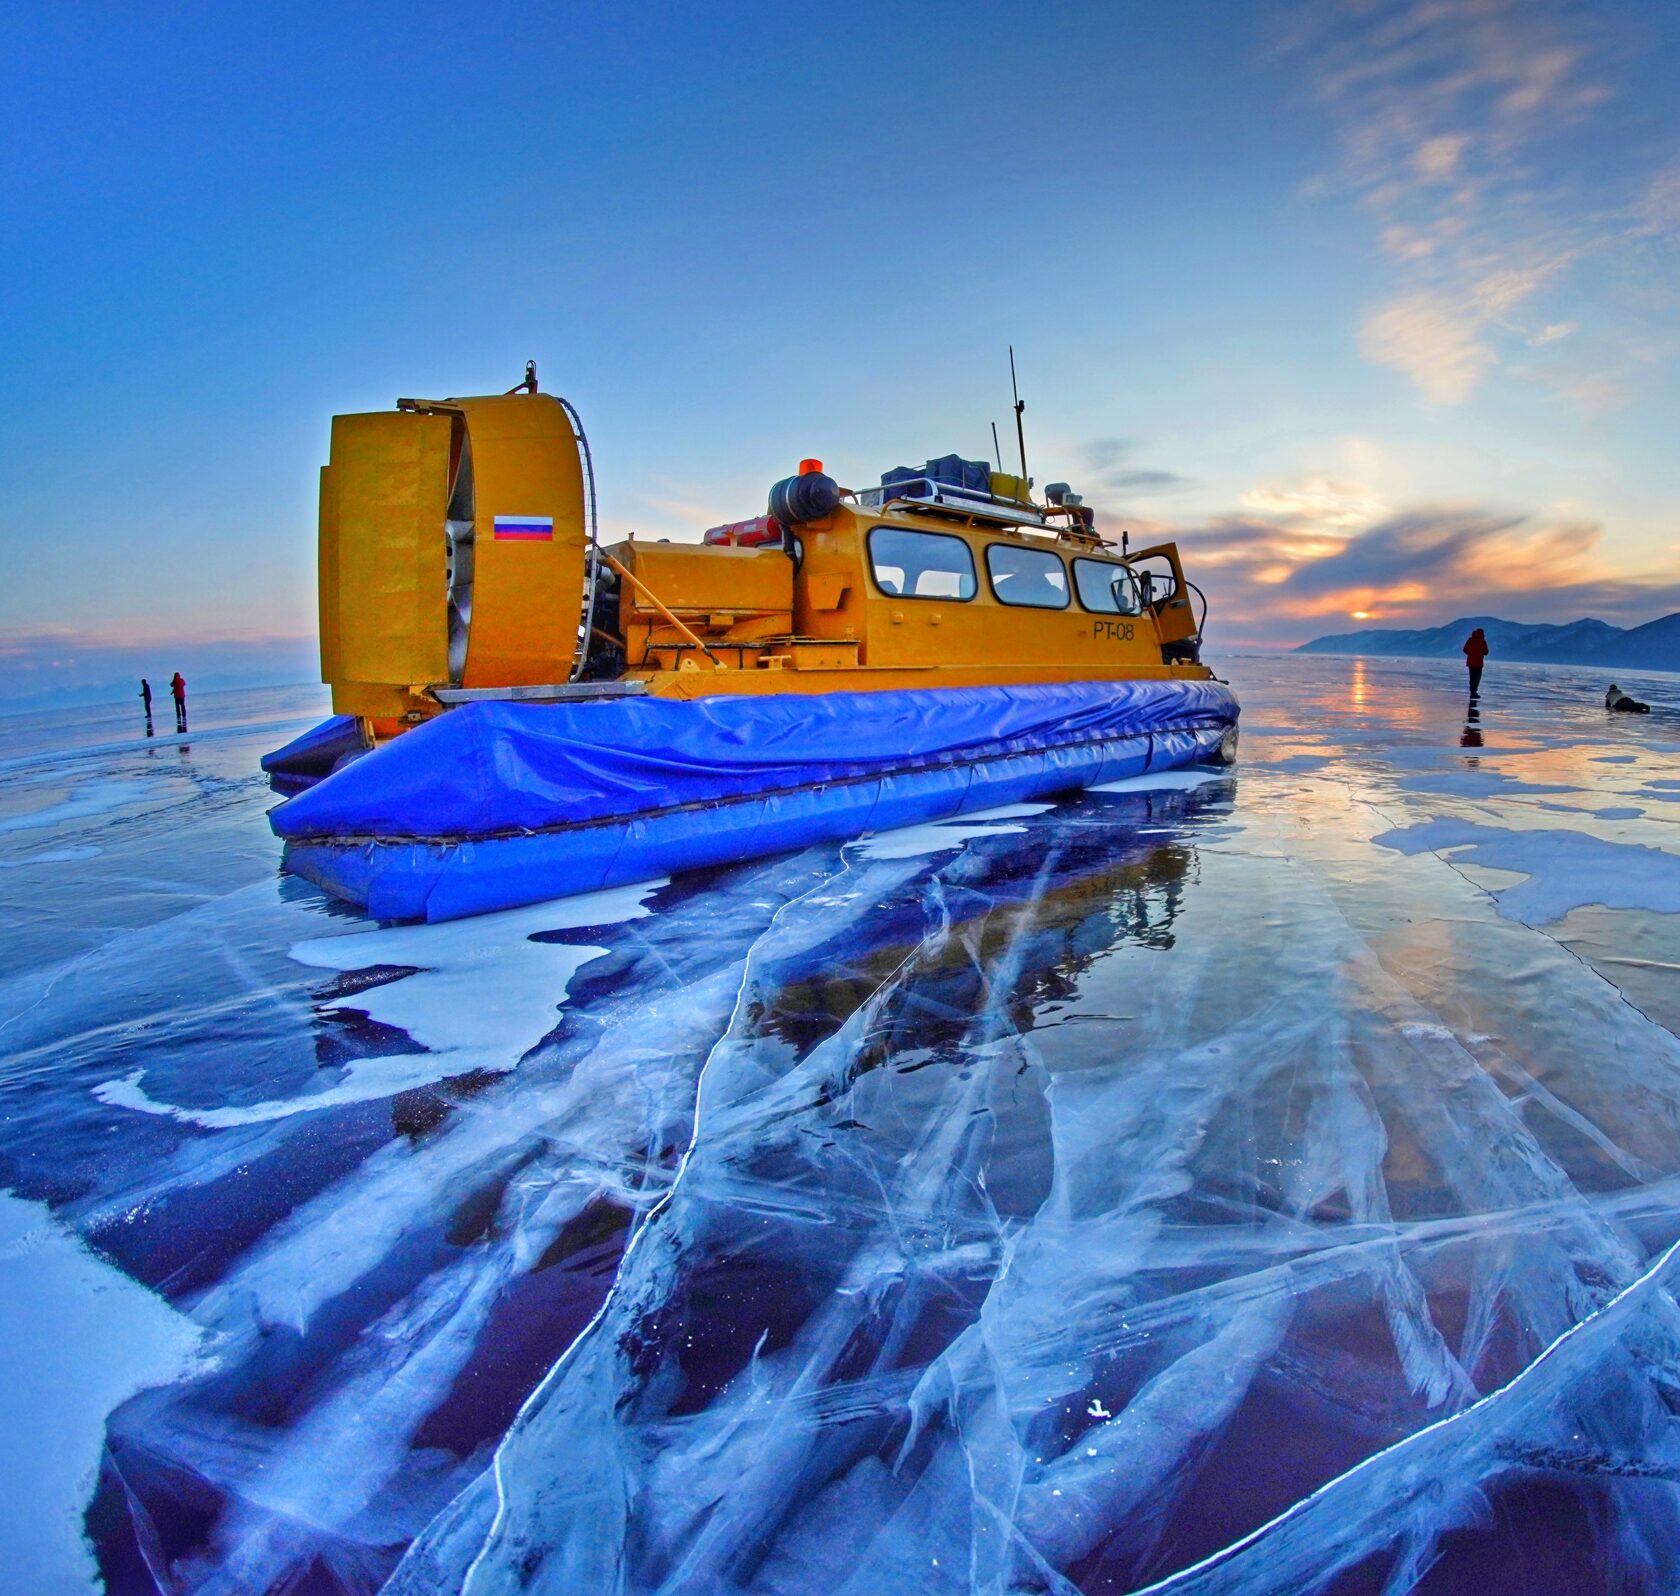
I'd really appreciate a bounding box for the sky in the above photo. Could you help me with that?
[3,0,1679,702]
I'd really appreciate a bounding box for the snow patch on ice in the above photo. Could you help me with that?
[1375,818,1680,924]
[94,881,665,1126]
[1536,803,1644,821]
[1245,754,1332,773]
[0,780,163,836]
[852,803,1053,860]
[0,1190,201,1594]
[1089,767,1235,795]
[1397,770,1576,798]
[287,880,664,1067]
[95,1056,488,1128]
[0,846,103,869]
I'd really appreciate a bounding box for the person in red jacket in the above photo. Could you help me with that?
[170,671,187,732]
[1463,628,1488,698]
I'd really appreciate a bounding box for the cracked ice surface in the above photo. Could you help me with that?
[1,659,1679,1594]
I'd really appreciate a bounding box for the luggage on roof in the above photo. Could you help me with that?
[881,455,992,498]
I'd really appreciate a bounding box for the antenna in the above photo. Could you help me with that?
[1009,346,1028,483]
[990,422,1003,471]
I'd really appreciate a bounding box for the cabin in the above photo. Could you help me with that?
[602,455,1208,697]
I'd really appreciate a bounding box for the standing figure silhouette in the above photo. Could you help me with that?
[1462,628,1488,699]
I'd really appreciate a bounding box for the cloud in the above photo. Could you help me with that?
[1240,478,1389,530]
[1283,0,1666,408]
[1277,507,1592,603]
[1081,438,1132,472]
[1129,486,1680,647]
[1471,258,1573,320]
[1358,294,1496,404]
[1106,469,1191,495]
[1414,133,1469,180]
[1637,160,1680,238]
[1078,439,1193,498]
[1550,371,1628,415]
[1379,224,1436,261]
[1502,359,1628,415]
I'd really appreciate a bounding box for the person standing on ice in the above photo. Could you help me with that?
[139,678,154,735]
[170,671,187,732]
[1462,628,1488,699]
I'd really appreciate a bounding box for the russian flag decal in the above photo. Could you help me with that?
[493,515,554,541]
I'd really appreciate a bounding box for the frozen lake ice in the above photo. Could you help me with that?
[1,657,1678,1594]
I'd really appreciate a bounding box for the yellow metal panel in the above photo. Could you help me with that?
[633,661,1209,699]
[456,395,587,687]
[325,411,451,700]
[794,516,871,643]
[620,542,792,617]
[317,464,340,686]
[784,642,859,670]
[803,573,849,611]
[989,471,1031,504]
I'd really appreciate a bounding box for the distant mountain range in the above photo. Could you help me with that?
[1296,613,1680,673]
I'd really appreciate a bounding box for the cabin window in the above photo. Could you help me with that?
[986,543,1069,609]
[867,527,978,600]
[1129,553,1179,608]
[1073,558,1144,616]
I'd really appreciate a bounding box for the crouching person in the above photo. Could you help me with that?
[1606,683,1651,714]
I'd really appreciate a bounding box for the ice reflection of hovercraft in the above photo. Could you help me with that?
[750,783,1221,1070]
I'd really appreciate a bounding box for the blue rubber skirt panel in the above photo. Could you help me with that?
[272,677,1237,922]
[259,714,367,796]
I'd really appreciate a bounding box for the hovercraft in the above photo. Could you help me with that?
[267,371,1239,922]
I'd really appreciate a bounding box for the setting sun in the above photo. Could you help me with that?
[1351,610,1372,620]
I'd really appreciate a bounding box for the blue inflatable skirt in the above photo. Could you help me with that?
[260,714,368,796]
[269,679,1239,922]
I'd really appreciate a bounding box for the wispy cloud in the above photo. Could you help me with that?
[1284,0,1669,411]
[1276,507,1594,605]
[1357,294,1495,404]
[1079,439,1194,499]
[1637,158,1680,238]
[1240,478,1388,531]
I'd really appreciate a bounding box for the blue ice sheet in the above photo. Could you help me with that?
[4,660,1680,1595]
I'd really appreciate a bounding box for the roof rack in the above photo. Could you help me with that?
[858,479,1052,531]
